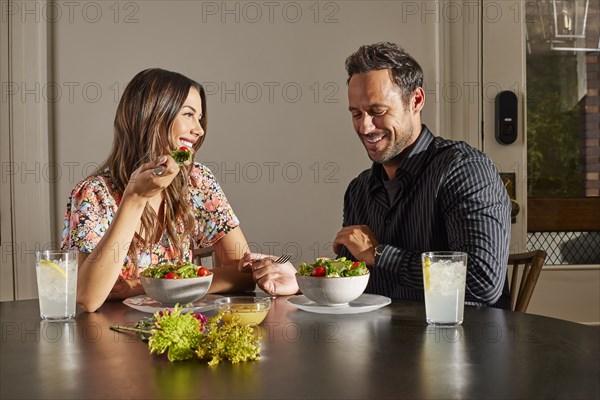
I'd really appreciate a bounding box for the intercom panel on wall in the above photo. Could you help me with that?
[495,91,518,145]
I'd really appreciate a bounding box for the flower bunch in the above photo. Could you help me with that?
[111,305,260,365]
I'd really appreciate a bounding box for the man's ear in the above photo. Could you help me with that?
[412,87,425,113]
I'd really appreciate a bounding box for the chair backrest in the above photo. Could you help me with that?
[508,250,547,312]
[192,246,219,269]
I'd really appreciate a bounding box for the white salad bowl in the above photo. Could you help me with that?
[295,273,370,306]
[140,274,213,306]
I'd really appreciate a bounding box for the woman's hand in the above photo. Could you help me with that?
[106,278,145,301]
[239,252,300,296]
[123,155,180,200]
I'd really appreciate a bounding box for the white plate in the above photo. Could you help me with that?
[123,294,222,314]
[286,293,391,314]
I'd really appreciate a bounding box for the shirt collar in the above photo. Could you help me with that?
[367,125,435,189]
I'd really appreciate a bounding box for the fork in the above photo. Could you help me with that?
[272,253,293,264]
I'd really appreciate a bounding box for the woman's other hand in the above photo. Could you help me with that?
[240,252,300,296]
[106,278,145,301]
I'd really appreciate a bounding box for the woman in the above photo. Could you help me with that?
[61,68,298,312]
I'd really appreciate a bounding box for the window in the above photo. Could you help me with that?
[525,0,600,265]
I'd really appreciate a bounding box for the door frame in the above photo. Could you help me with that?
[1,0,54,300]
[481,0,528,253]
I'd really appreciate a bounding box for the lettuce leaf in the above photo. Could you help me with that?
[297,257,369,277]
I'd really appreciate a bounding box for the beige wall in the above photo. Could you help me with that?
[528,268,600,325]
[2,0,598,325]
[3,1,453,301]
[51,1,443,268]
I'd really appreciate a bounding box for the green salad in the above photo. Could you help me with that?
[297,257,369,277]
[170,146,192,166]
[141,262,209,279]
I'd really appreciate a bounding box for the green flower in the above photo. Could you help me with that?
[148,307,204,362]
[196,312,260,366]
[110,305,261,365]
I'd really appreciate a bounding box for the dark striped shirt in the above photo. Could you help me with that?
[339,126,511,309]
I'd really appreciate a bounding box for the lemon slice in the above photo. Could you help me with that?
[423,257,431,291]
[39,260,66,278]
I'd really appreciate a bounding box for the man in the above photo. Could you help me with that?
[333,42,511,308]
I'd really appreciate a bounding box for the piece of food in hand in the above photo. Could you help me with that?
[170,146,192,166]
[297,257,369,278]
[141,261,212,279]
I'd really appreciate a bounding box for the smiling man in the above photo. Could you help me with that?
[333,42,512,308]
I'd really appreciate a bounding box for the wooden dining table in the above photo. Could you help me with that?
[1,295,598,399]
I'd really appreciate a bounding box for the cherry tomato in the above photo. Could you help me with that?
[311,267,326,277]
[351,261,361,269]
[197,267,211,277]
[164,272,180,279]
[179,146,190,152]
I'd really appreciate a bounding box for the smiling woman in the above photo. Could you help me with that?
[58,68,298,312]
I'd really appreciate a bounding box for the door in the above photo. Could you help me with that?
[482,0,600,324]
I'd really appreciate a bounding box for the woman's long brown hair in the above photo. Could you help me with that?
[95,68,208,267]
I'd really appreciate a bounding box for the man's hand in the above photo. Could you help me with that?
[333,225,379,265]
[239,252,299,296]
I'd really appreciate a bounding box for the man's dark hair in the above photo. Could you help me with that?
[345,42,424,105]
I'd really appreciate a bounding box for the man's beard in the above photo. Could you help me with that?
[366,126,413,164]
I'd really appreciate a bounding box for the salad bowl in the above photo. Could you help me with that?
[139,263,213,305]
[296,257,370,306]
[296,274,369,306]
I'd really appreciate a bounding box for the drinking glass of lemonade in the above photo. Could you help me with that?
[35,249,78,321]
[422,251,467,327]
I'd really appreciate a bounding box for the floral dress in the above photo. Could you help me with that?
[60,163,239,279]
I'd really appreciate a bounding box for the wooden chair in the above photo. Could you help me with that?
[508,250,547,312]
[192,246,219,269]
